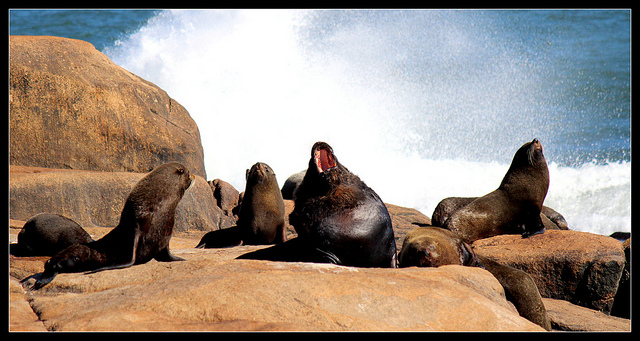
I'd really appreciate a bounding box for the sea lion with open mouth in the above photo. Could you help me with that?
[238,142,397,268]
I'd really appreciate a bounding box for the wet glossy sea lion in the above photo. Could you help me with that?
[442,139,550,243]
[238,142,397,268]
[22,162,194,290]
[196,162,286,248]
[13,213,94,256]
[432,197,568,230]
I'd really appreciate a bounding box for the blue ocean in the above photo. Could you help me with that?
[10,9,631,235]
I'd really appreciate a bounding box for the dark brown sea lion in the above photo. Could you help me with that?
[13,213,94,256]
[442,139,550,243]
[21,162,194,290]
[196,162,286,248]
[432,197,568,230]
[238,141,397,268]
[398,226,551,330]
[398,226,480,268]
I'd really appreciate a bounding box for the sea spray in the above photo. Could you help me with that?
[105,9,630,235]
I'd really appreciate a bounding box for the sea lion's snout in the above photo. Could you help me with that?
[532,138,543,151]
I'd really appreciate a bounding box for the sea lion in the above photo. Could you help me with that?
[398,226,551,330]
[13,213,94,256]
[398,226,480,268]
[609,231,630,242]
[476,255,552,331]
[280,170,305,200]
[432,197,568,230]
[238,141,397,268]
[196,162,286,248]
[442,139,550,243]
[22,162,194,290]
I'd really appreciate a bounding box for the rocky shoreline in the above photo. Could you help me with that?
[9,36,630,331]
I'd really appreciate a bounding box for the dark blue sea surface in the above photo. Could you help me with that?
[9,9,631,234]
[9,9,158,51]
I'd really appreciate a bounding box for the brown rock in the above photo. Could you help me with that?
[209,179,240,217]
[543,298,630,331]
[610,238,630,318]
[385,203,432,251]
[9,35,205,178]
[9,165,232,232]
[9,277,47,331]
[473,230,626,313]
[11,245,543,331]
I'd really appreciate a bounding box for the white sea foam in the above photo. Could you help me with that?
[105,9,631,235]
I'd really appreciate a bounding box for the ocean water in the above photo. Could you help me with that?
[10,9,631,235]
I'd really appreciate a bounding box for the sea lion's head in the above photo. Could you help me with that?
[127,162,194,213]
[155,162,195,194]
[309,141,348,184]
[499,138,550,207]
[399,227,480,268]
[524,138,545,167]
[292,141,346,203]
[246,162,277,186]
[508,138,547,171]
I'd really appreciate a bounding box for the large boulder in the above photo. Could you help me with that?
[9,165,233,232]
[473,230,626,314]
[543,298,630,331]
[10,245,544,331]
[9,35,206,178]
[609,238,630,318]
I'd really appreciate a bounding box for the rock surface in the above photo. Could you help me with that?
[9,212,631,332]
[473,230,626,314]
[9,165,234,232]
[9,35,206,178]
[10,239,543,332]
[543,298,630,331]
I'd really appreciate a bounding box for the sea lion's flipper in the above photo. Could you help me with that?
[236,237,315,262]
[154,247,185,262]
[21,272,56,290]
[236,237,302,261]
[236,238,342,265]
[521,214,546,238]
[195,227,243,248]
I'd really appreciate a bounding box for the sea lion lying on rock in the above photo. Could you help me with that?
[432,197,568,231]
[13,213,94,257]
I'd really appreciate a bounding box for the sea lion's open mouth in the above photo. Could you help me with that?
[315,148,337,173]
